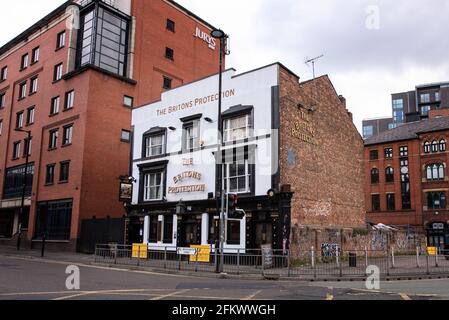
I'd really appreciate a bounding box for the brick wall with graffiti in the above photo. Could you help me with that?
[289,225,426,258]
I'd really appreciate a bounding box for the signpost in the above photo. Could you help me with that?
[177,247,198,256]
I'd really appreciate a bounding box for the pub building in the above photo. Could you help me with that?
[127,63,366,252]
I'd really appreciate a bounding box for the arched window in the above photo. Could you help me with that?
[426,163,445,181]
[371,168,379,184]
[439,139,446,152]
[424,142,431,153]
[432,141,439,153]
[385,167,394,183]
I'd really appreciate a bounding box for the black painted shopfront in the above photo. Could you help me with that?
[427,222,449,250]
[128,191,293,252]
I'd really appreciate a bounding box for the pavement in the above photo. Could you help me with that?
[0,248,448,300]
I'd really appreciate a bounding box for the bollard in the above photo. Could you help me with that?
[287,250,291,278]
[365,246,368,268]
[391,247,395,269]
[164,247,167,269]
[137,246,141,267]
[337,249,343,277]
[435,248,439,268]
[195,251,199,272]
[237,249,240,275]
[386,249,390,276]
[261,250,265,276]
[426,252,430,275]
[311,247,317,279]
[114,245,118,265]
[416,247,420,268]
[214,246,218,273]
[41,233,46,258]
[178,252,182,271]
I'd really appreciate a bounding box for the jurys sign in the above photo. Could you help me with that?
[194,27,216,50]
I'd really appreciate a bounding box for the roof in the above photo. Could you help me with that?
[0,1,74,57]
[364,116,449,146]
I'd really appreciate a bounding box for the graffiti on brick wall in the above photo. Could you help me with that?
[370,232,387,250]
[321,243,340,257]
[304,198,332,217]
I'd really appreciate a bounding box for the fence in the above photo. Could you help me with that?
[94,244,449,280]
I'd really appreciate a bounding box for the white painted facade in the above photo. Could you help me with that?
[131,64,280,251]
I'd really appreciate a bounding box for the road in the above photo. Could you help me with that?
[0,254,447,300]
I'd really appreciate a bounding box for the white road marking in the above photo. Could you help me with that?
[150,289,191,300]
[241,290,262,300]
[399,293,412,301]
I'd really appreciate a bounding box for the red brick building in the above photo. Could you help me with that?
[0,0,221,251]
[365,111,449,249]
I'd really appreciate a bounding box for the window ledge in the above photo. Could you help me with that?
[63,107,73,113]
[45,183,54,187]
[61,143,72,148]
[28,92,37,97]
[17,97,25,101]
[19,67,27,72]
[55,46,65,52]
[49,113,59,117]
[48,148,57,152]
[52,79,62,84]
[58,181,69,185]
[30,61,39,66]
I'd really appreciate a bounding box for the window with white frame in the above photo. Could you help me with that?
[426,164,445,181]
[31,47,40,64]
[30,76,38,94]
[54,63,63,81]
[145,134,165,157]
[224,114,250,142]
[223,159,251,194]
[51,96,60,115]
[19,82,27,99]
[143,172,164,201]
[63,125,73,146]
[0,92,5,108]
[65,90,75,110]
[13,141,21,159]
[26,107,35,125]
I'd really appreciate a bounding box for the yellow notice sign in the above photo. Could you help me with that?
[189,245,211,263]
[427,247,437,256]
[132,244,148,259]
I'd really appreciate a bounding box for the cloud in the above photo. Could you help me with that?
[1,0,448,132]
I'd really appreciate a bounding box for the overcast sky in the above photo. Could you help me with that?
[1,0,448,133]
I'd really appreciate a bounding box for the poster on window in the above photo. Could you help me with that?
[119,182,133,202]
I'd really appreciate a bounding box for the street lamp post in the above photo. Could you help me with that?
[15,129,32,251]
[211,29,228,273]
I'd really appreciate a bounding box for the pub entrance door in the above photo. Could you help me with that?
[251,212,273,249]
[179,215,201,247]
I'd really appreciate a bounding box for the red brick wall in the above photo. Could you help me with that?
[0,0,222,247]
[278,68,365,229]
[131,0,221,105]
[365,130,449,230]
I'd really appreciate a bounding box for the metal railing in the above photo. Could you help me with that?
[94,244,449,279]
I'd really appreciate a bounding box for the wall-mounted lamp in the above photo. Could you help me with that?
[168,126,176,131]
[204,117,214,123]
